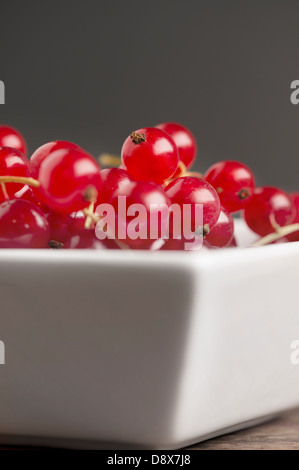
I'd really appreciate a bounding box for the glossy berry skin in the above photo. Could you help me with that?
[36,148,103,213]
[227,236,237,247]
[110,181,171,249]
[271,237,289,244]
[244,186,295,237]
[47,211,71,244]
[97,168,134,204]
[0,125,27,156]
[47,210,85,244]
[29,140,81,179]
[205,160,255,213]
[204,206,234,248]
[0,147,28,200]
[121,127,179,184]
[286,193,299,242]
[160,234,202,251]
[14,185,50,213]
[156,122,197,170]
[0,199,50,248]
[70,210,86,228]
[165,176,221,235]
[64,229,119,250]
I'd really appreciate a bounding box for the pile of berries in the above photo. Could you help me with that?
[0,123,298,250]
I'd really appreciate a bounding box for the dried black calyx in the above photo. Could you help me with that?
[238,188,251,200]
[203,224,210,237]
[130,132,146,144]
[49,240,64,249]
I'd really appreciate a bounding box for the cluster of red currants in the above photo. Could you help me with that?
[0,123,298,250]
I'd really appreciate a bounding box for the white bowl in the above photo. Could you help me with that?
[0,220,298,449]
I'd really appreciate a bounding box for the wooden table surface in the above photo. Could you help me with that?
[0,409,298,450]
[187,408,299,450]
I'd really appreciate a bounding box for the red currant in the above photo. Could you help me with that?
[0,147,28,200]
[65,228,119,249]
[227,236,237,247]
[14,185,50,213]
[156,122,197,170]
[97,167,134,204]
[244,186,295,236]
[205,160,255,213]
[160,234,202,251]
[121,127,179,184]
[0,125,27,156]
[29,140,82,179]
[70,210,86,228]
[285,192,299,242]
[165,176,221,235]
[47,210,85,244]
[204,206,234,248]
[0,199,50,248]
[36,148,103,213]
[107,181,170,249]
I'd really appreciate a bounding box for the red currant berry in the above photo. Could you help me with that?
[70,210,86,229]
[64,228,119,249]
[28,140,82,179]
[108,181,170,249]
[227,236,237,247]
[97,167,134,204]
[36,148,103,213]
[0,199,50,248]
[204,206,234,248]
[160,234,202,251]
[205,160,255,213]
[285,192,299,242]
[244,186,296,237]
[156,122,197,170]
[14,185,50,213]
[0,147,28,200]
[47,210,84,244]
[165,176,221,235]
[121,127,179,184]
[0,125,27,156]
[47,211,71,244]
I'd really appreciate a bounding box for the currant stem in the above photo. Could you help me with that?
[0,182,9,200]
[176,161,186,177]
[83,208,99,224]
[0,176,40,188]
[164,161,187,187]
[184,170,204,179]
[252,223,299,247]
[164,163,204,186]
[84,202,95,229]
[269,213,280,232]
[98,153,122,168]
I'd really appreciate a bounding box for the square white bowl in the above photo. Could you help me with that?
[0,220,298,449]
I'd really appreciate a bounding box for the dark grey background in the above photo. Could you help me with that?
[1,0,299,189]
